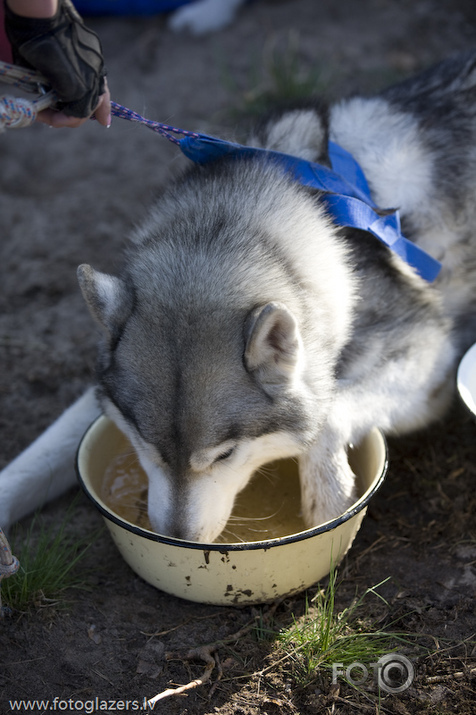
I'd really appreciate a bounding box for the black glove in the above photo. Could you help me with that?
[4,0,106,118]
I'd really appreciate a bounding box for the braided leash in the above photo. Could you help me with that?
[0,526,20,616]
[0,60,56,129]
[109,101,200,144]
[0,60,197,141]
[0,59,49,92]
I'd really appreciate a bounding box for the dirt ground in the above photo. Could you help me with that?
[1,0,476,713]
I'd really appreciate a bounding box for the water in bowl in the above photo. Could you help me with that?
[100,439,307,543]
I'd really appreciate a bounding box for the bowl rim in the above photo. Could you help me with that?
[76,415,388,553]
[457,341,476,417]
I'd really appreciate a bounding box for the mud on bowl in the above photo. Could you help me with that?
[76,416,387,606]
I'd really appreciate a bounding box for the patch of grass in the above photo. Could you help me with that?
[224,30,328,120]
[265,567,414,691]
[1,501,96,612]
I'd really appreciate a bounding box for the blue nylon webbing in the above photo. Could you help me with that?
[107,101,441,282]
[178,133,441,282]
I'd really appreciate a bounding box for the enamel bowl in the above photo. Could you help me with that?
[457,342,476,418]
[76,416,387,606]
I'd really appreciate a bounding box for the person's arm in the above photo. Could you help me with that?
[4,0,111,128]
[6,1,58,19]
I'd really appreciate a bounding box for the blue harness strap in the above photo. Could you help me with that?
[179,133,441,282]
[107,101,441,282]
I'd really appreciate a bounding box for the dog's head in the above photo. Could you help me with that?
[78,261,321,541]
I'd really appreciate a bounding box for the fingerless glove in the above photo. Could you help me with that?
[4,0,106,117]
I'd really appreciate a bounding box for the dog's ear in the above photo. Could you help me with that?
[77,264,133,336]
[244,302,303,393]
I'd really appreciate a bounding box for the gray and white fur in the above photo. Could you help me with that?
[1,52,475,541]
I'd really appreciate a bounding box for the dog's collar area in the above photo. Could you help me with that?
[109,101,441,282]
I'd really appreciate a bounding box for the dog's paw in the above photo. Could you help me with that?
[168,0,244,35]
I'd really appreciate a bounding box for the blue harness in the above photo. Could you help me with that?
[110,102,441,282]
[179,133,441,282]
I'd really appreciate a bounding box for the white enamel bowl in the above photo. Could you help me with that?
[76,416,387,606]
[457,342,476,418]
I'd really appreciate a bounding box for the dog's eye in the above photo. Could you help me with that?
[215,447,235,462]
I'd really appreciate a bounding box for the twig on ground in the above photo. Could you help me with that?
[426,666,476,684]
[148,647,216,706]
[147,600,282,704]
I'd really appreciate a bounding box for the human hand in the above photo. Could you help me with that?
[5,0,111,127]
[36,77,111,128]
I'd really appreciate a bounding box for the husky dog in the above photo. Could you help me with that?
[1,52,476,541]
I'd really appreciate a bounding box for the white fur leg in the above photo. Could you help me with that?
[298,426,357,528]
[168,0,245,35]
[0,387,101,531]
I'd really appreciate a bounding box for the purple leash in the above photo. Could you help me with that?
[110,101,200,145]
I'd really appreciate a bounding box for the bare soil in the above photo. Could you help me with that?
[1,1,476,713]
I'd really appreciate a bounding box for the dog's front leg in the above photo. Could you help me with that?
[299,424,357,528]
[0,387,101,531]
